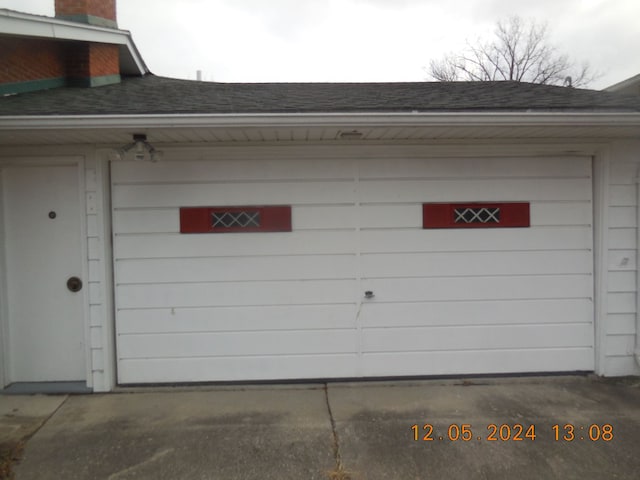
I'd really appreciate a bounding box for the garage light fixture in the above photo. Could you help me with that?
[113,134,163,162]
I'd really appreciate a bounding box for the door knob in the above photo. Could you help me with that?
[67,276,83,293]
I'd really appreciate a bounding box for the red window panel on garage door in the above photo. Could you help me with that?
[423,202,530,229]
[180,205,292,233]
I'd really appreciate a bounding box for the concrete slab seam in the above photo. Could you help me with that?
[7,395,69,477]
[23,395,69,443]
[324,384,343,470]
[325,383,359,479]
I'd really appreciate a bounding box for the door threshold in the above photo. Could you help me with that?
[1,382,92,395]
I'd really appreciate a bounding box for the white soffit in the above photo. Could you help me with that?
[0,112,639,145]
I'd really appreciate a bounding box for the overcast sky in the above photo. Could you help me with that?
[4,0,639,89]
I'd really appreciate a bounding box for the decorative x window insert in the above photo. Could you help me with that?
[180,205,292,233]
[212,211,261,229]
[423,202,530,229]
[454,207,500,224]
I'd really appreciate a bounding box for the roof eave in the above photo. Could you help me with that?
[1,111,640,130]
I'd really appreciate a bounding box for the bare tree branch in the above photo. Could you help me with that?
[427,16,599,87]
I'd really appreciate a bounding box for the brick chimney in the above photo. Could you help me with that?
[55,0,121,87]
[55,0,117,28]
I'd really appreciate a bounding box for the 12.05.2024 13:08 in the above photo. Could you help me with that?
[411,424,614,442]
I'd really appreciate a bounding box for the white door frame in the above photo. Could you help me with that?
[0,156,90,387]
[592,148,610,377]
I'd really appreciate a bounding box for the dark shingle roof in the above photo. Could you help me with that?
[2,74,640,116]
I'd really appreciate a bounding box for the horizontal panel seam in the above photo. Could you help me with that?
[118,328,359,336]
[111,176,592,186]
[114,273,594,287]
[362,322,593,330]
[362,346,594,355]
[118,352,359,361]
[116,302,358,311]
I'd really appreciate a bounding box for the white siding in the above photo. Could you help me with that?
[0,170,6,387]
[84,160,102,389]
[112,154,595,384]
[84,156,114,391]
[604,142,640,376]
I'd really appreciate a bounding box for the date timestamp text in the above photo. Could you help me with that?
[411,423,614,442]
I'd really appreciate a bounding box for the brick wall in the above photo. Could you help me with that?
[0,38,119,88]
[55,0,116,23]
[66,43,119,79]
[0,38,67,84]
[64,43,89,80]
[88,44,119,77]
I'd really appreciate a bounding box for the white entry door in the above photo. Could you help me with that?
[3,165,86,382]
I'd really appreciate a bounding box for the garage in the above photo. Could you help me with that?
[112,151,594,384]
[3,2,640,392]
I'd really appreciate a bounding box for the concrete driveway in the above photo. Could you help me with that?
[3,376,640,479]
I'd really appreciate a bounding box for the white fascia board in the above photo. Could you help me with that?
[0,10,147,75]
[1,10,128,43]
[1,112,640,130]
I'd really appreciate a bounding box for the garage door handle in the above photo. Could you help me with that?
[67,276,83,293]
[364,291,375,299]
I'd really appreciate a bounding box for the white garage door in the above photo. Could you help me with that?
[112,153,594,384]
